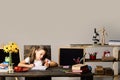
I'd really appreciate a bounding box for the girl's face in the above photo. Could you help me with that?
[35,49,46,60]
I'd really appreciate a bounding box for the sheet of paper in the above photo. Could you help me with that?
[31,66,47,70]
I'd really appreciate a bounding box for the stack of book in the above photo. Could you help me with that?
[0,68,8,72]
[108,40,120,45]
[72,64,89,73]
[0,62,8,72]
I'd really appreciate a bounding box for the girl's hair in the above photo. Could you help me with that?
[28,46,48,63]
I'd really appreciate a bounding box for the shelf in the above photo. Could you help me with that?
[85,59,102,62]
[85,59,117,62]
[71,44,120,79]
[94,74,114,77]
[70,44,120,48]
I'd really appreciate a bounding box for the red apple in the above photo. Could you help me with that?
[14,66,22,72]
[22,67,29,71]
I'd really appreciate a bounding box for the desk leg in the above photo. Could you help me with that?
[81,76,93,80]
[0,77,5,80]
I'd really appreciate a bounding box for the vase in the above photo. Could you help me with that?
[8,53,14,73]
[90,55,96,60]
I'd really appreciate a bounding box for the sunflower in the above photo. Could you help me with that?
[3,42,19,53]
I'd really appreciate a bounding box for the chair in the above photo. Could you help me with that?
[24,45,51,80]
[24,45,51,59]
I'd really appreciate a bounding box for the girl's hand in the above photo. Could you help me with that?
[44,62,50,68]
[28,64,35,68]
[44,59,50,67]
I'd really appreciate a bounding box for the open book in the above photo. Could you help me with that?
[31,66,47,70]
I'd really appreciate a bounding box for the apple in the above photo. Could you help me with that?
[14,66,22,72]
[14,66,29,72]
[22,67,29,71]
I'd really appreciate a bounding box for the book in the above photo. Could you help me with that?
[0,62,8,72]
[108,40,120,45]
[0,68,8,72]
[109,40,120,42]
[72,64,89,73]
[31,66,47,70]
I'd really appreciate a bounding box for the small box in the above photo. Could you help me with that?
[95,66,104,75]
[104,67,114,75]
[102,56,115,61]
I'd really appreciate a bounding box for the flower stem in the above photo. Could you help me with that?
[9,53,12,66]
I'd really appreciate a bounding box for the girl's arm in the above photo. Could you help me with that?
[44,59,58,67]
[18,60,34,68]
[49,61,58,67]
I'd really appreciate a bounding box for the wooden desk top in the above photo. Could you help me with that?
[0,67,93,77]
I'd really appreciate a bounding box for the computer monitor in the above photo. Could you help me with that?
[59,48,84,66]
[0,49,20,66]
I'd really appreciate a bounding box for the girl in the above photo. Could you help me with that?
[18,46,58,80]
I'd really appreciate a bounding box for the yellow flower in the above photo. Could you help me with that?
[3,42,19,53]
[3,45,9,53]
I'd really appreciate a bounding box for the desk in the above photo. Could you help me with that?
[0,67,93,80]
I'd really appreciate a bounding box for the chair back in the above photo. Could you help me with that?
[24,45,51,59]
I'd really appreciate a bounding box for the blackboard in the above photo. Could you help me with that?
[59,48,84,66]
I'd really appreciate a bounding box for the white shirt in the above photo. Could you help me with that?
[25,57,51,70]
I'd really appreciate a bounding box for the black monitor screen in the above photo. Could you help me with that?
[0,49,20,66]
[59,48,84,66]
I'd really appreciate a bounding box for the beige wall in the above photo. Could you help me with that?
[0,0,120,80]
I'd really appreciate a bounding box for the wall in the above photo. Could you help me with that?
[0,0,120,80]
